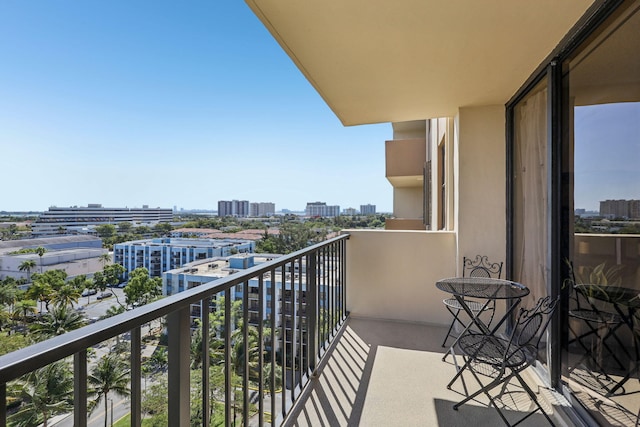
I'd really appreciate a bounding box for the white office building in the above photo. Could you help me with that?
[31,204,173,236]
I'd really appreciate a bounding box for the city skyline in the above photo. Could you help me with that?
[0,2,392,213]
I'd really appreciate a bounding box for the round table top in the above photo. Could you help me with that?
[575,284,640,309]
[436,277,530,300]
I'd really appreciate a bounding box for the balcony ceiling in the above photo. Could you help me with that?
[246,0,593,125]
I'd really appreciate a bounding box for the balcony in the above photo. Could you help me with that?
[1,232,636,426]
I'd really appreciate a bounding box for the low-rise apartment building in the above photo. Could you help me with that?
[114,237,255,280]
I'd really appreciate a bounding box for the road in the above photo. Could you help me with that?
[52,287,134,427]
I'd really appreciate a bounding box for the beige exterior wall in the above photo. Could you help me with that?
[455,105,507,275]
[393,187,423,219]
[345,229,456,326]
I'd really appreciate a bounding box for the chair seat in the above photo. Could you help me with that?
[569,308,621,324]
[457,333,531,369]
[443,298,491,313]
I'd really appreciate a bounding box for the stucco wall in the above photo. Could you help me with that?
[393,187,424,219]
[456,105,507,275]
[344,229,457,326]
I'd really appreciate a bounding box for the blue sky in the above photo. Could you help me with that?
[0,2,392,213]
[574,102,640,211]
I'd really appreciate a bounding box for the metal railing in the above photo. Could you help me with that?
[0,234,348,426]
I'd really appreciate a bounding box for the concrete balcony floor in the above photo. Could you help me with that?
[285,317,565,427]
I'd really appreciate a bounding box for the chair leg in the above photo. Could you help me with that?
[511,372,555,426]
[442,307,461,347]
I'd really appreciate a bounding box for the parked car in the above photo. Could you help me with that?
[81,289,98,297]
[97,291,113,300]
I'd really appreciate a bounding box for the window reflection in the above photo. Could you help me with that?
[563,3,640,424]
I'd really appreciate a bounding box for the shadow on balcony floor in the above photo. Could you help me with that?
[284,317,559,427]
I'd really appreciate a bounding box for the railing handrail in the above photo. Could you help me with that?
[0,234,349,384]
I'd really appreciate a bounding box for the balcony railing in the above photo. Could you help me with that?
[0,234,348,426]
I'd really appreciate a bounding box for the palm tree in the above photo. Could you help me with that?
[12,299,37,325]
[89,355,130,427]
[0,305,11,332]
[98,253,112,268]
[7,360,73,427]
[0,282,18,309]
[34,247,46,273]
[18,259,37,282]
[52,284,81,308]
[30,304,85,340]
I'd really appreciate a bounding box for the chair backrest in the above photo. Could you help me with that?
[510,296,559,358]
[463,255,503,279]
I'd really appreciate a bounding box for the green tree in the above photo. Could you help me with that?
[18,259,37,282]
[153,222,173,236]
[30,304,85,340]
[95,224,117,240]
[0,281,19,307]
[98,253,112,268]
[117,222,132,234]
[34,247,46,274]
[29,270,67,311]
[52,284,81,308]
[7,360,73,427]
[88,354,130,427]
[0,331,30,356]
[124,268,162,306]
[12,299,37,325]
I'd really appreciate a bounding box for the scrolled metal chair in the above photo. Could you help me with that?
[441,255,504,347]
[451,296,559,426]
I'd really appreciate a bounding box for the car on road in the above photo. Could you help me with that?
[97,291,113,300]
[81,289,97,297]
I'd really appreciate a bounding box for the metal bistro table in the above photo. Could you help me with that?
[574,284,640,395]
[436,277,530,362]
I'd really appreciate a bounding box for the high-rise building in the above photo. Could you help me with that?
[218,200,250,217]
[360,204,377,215]
[31,204,173,236]
[249,202,276,217]
[599,199,639,219]
[305,201,340,217]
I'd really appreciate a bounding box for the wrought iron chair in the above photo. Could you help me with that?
[441,255,504,347]
[565,262,630,393]
[450,296,559,426]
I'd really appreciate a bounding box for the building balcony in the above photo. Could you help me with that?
[385,138,425,188]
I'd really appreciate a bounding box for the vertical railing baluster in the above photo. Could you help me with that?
[258,274,264,427]
[243,280,249,424]
[73,350,87,427]
[168,308,191,426]
[225,288,232,427]
[332,241,337,333]
[270,268,276,425]
[290,259,296,403]
[341,238,346,321]
[131,327,141,427]
[297,257,304,389]
[202,297,211,427]
[0,383,5,426]
[307,252,317,375]
[281,266,286,419]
